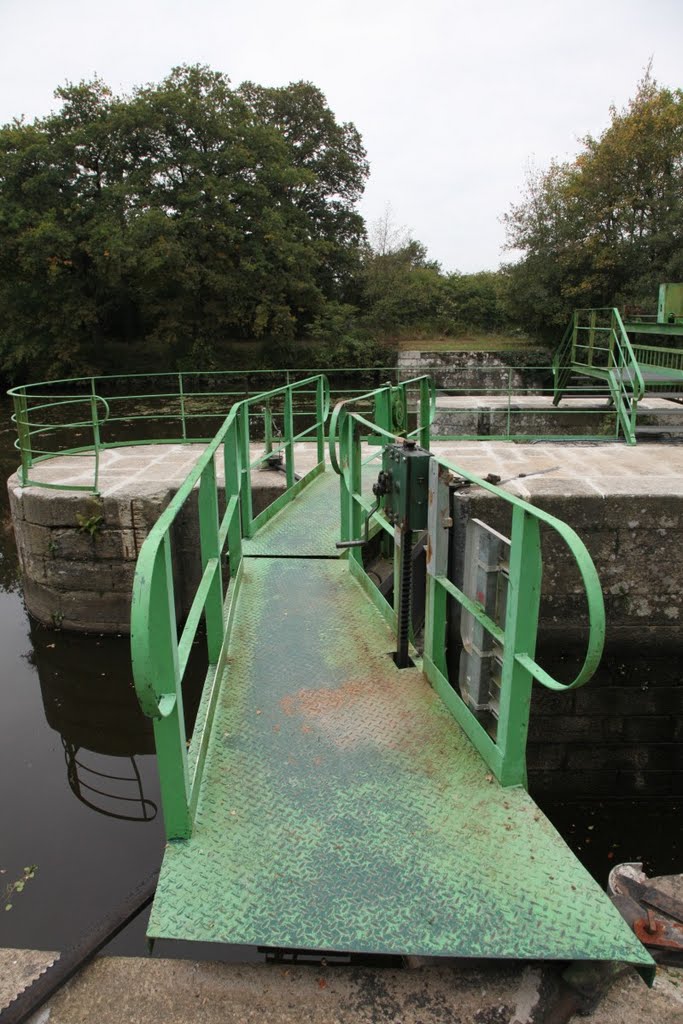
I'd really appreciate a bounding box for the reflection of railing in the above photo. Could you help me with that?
[63,740,157,822]
[330,379,605,788]
[131,375,330,839]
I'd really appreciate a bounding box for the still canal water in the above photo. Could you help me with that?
[0,403,679,957]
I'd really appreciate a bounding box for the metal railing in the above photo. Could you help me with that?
[553,308,645,443]
[130,374,329,839]
[7,369,363,493]
[8,363,642,495]
[330,380,605,788]
[630,342,683,388]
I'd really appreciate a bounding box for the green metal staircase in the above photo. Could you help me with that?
[553,304,683,443]
[130,374,654,975]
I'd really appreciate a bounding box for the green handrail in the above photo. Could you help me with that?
[131,374,330,839]
[332,378,606,788]
[423,457,604,787]
[554,307,645,443]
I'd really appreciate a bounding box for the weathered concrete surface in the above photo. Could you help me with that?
[587,965,683,1024]
[8,444,320,633]
[0,947,57,1011]
[0,949,676,1024]
[432,394,683,438]
[398,349,551,393]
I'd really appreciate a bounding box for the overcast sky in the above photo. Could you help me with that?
[1,0,681,272]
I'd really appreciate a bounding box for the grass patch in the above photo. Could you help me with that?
[397,333,543,353]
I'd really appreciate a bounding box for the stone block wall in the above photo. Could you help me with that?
[450,487,683,647]
[527,649,683,798]
[8,473,285,633]
[398,349,552,393]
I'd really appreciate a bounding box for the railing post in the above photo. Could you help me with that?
[495,506,542,787]
[284,386,295,488]
[14,390,32,486]
[425,458,450,677]
[338,412,356,547]
[373,385,392,438]
[239,403,253,534]
[316,376,325,464]
[348,415,363,570]
[224,422,243,575]
[263,402,273,455]
[90,379,101,493]
[506,366,512,438]
[572,312,579,363]
[148,536,192,839]
[199,461,224,664]
[179,371,187,441]
[588,310,597,366]
[419,378,431,449]
[608,315,616,369]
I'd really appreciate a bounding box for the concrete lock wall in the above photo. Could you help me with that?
[7,472,287,633]
[397,348,552,392]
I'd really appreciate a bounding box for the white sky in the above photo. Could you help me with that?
[1,0,681,272]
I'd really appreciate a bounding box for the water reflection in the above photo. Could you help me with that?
[28,621,158,823]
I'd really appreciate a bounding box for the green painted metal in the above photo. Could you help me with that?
[625,321,683,337]
[9,361,644,496]
[147,556,652,971]
[657,282,683,324]
[7,368,408,493]
[553,307,645,444]
[243,468,340,557]
[554,299,683,442]
[130,373,653,970]
[130,374,330,838]
[329,380,606,788]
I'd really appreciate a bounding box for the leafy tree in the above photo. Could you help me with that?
[438,271,510,335]
[0,66,369,380]
[359,207,443,333]
[503,70,683,336]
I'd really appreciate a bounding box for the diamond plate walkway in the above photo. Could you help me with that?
[148,470,652,970]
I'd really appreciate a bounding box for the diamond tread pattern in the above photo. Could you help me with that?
[149,556,651,966]
[242,463,380,557]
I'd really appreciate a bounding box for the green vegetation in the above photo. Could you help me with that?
[397,334,536,354]
[0,66,520,383]
[0,66,369,380]
[0,65,679,382]
[4,864,37,912]
[75,511,104,536]
[503,69,683,338]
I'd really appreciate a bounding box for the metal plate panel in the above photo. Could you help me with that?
[242,471,342,557]
[149,557,651,967]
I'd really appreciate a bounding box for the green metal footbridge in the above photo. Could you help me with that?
[129,373,653,973]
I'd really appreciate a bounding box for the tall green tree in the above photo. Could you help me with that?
[503,71,683,336]
[0,65,369,380]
